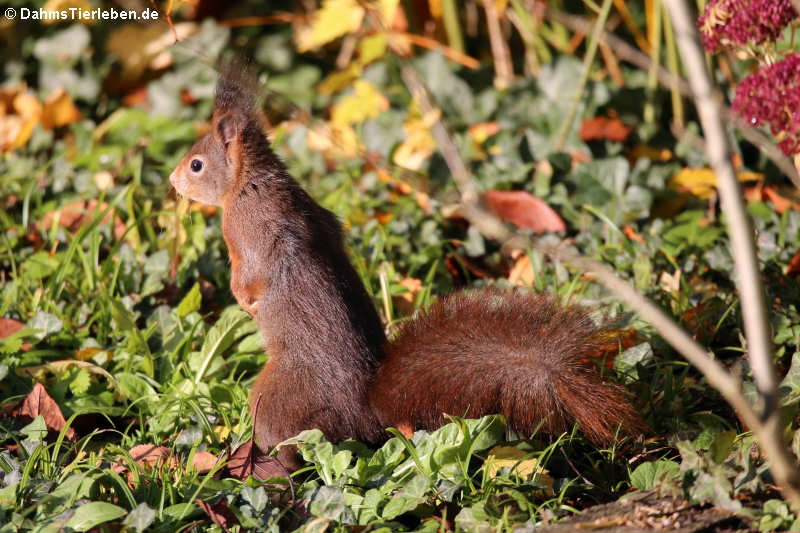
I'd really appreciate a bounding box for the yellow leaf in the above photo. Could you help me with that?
[307,123,360,159]
[359,34,388,65]
[468,121,500,144]
[212,425,231,441]
[485,446,554,496]
[295,0,365,52]
[331,80,389,126]
[75,347,112,364]
[106,23,197,84]
[669,168,764,200]
[43,0,91,25]
[377,0,400,25]
[317,64,363,95]
[41,88,81,129]
[393,106,438,171]
[429,0,442,18]
[0,90,42,151]
[508,253,534,286]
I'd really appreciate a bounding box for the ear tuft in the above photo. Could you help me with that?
[215,113,239,147]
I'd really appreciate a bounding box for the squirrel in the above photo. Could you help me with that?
[169,66,644,469]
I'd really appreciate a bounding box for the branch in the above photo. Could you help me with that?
[400,7,800,506]
[664,0,800,508]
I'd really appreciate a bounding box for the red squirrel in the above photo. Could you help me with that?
[169,66,644,468]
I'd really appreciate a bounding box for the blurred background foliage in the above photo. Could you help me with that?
[1,0,800,531]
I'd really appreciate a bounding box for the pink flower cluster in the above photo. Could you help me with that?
[732,54,800,155]
[697,0,797,52]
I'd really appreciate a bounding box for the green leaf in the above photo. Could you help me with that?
[308,486,355,524]
[64,502,126,531]
[123,503,156,533]
[630,460,680,490]
[20,416,48,443]
[194,307,250,383]
[709,430,736,463]
[177,282,202,318]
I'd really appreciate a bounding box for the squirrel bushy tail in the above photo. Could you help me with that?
[370,289,644,444]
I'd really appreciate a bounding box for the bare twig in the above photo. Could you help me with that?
[664,0,800,509]
[482,0,514,89]
[399,7,800,507]
[554,0,614,152]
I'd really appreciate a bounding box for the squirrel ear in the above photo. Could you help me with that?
[214,114,240,161]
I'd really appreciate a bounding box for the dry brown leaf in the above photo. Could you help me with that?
[0,318,25,339]
[41,89,81,130]
[105,23,197,87]
[196,498,239,532]
[468,121,501,144]
[761,185,799,214]
[485,446,554,497]
[11,382,76,439]
[787,250,800,277]
[627,144,673,163]
[36,200,126,241]
[392,277,423,315]
[623,224,646,244]
[226,440,289,480]
[483,190,566,233]
[192,451,220,474]
[507,253,534,286]
[580,116,633,143]
[660,269,681,294]
[0,88,42,151]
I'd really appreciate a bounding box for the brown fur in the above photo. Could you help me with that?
[370,290,644,444]
[170,66,644,463]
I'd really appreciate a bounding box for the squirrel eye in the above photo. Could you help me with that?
[190,159,203,172]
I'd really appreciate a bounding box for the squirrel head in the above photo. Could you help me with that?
[170,62,258,207]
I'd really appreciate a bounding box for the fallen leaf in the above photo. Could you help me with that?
[0,318,25,339]
[36,200,126,241]
[787,249,800,277]
[485,446,554,496]
[627,144,673,163]
[580,116,633,143]
[0,87,42,151]
[114,445,176,473]
[105,23,197,88]
[226,440,290,480]
[507,253,534,286]
[392,277,423,315]
[41,89,81,130]
[74,347,111,364]
[11,383,76,439]
[196,498,239,532]
[192,451,220,474]
[483,190,566,233]
[623,224,646,244]
[761,185,799,214]
[669,168,763,200]
[468,121,501,144]
[393,107,438,171]
[660,269,681,294]
[589,329,638,367]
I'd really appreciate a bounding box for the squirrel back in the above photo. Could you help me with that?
[370,290,643,444]
[170,64,643,464]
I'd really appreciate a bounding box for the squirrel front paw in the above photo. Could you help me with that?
[242,298,259,316]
